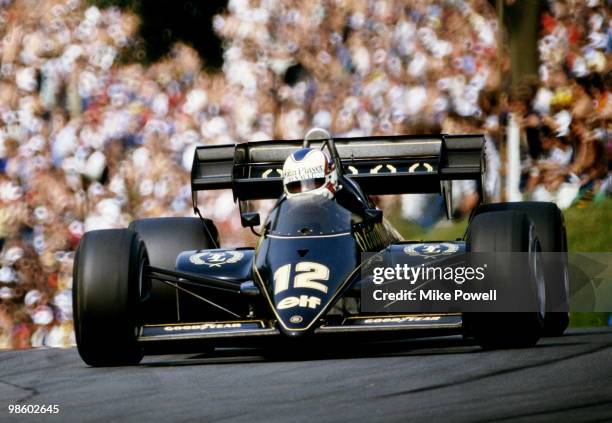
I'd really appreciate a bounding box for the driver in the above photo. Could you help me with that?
[282,128,369,216]
[282,147,339,200]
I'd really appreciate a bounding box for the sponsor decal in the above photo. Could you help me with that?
[403,243,459,259]
[283,165,325,183]
[277,295,321,310]
[408,162,434,173]
[189,251,244,267]
[361,316,442,324]
[290,315,303,324]
[370,164,397,174]
[163,323,243,332]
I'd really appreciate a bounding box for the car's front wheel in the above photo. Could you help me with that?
[73,229,147,366]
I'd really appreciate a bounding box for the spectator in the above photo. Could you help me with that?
[512,0,610,209]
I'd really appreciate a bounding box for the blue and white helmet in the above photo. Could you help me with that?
[282,131,338,199]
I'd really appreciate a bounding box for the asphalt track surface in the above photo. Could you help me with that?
[1,328,611,423]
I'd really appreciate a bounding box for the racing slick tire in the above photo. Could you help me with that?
[464,211,545,349]
[128,217,219,323]
[73,229,147,366]
[475,202,569,336]
[128,217,219,269]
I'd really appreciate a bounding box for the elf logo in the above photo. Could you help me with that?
[277,295,321,310]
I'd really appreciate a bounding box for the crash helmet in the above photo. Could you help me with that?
[282,147,338,199]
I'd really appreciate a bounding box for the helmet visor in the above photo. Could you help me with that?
[285,178,326,194]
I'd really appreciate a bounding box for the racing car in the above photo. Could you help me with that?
[73,128,570,366]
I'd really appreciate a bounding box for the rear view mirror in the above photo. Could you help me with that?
[364,208,383,224]
[241,212,260,228]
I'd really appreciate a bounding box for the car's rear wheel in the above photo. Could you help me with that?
[475,202,569,336]
[128,217,219,323]
[73,229,147,366]
[464,211,545,349]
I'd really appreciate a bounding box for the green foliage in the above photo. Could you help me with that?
[563,198,611,327]
[387,206,468,242]
[568,312,610,328]
[564,198,612,253]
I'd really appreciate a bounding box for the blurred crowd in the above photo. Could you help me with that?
[0,0,609,349]
[517,0,611,209]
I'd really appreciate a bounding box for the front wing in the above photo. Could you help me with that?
[137,314,463,350]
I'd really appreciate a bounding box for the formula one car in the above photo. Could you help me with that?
[73,129,570,366]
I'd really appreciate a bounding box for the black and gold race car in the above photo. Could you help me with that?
[73,130,570,366]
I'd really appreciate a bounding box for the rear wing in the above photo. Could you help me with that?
[191,134,485,215]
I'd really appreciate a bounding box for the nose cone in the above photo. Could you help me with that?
[274,292,326,335]
[254,236,358,337]
[254,194,358,336]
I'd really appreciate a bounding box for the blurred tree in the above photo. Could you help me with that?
[499,0,542,87]
[89,0,227,69]
[88,0,138,9]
